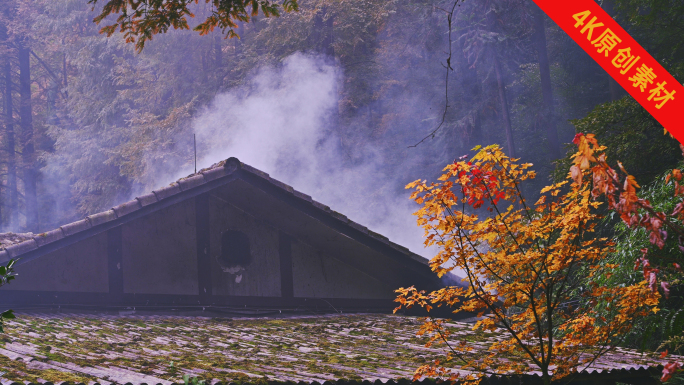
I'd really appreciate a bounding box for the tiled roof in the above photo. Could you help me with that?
[0,313,670,385]
[0,368,666,385]
[0,233,35,251]
[0,158,428,268]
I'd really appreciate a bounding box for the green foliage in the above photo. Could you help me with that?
[553,97,682,185]
[0,259,17,333]
[594,168,684,353]
[660,309,684,352]
[183,374,207,385]
[614,0,684,66]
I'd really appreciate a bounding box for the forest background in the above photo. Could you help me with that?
[0,0,679,245]
[0,0,683,355]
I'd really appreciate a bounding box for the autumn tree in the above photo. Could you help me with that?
[396,143,659,384]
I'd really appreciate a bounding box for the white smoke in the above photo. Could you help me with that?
[177,53,435,259]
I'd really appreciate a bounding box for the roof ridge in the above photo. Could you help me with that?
[0,158,429,268]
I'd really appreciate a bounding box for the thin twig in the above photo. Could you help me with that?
[410,0,461,148]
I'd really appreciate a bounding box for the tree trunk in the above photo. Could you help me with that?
[62,52,68,97]
[213,32,224,85]
[1,25,17,230]
[324,12,334,57]
[602,0,622,101]
[533,6,560,159]
[488,9,515,157]
[457,31,483,149]
[312,9,335,57]
[17,41,37,232]
[214,33,222,69]
[494,55,515,157]
[4,51,18,229]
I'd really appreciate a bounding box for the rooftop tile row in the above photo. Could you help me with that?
[0,366,665,385]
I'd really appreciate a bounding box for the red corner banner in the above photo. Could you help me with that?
[532,0,684,144]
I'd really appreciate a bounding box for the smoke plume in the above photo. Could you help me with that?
[164,53,436,259]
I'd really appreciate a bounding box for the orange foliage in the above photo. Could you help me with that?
[90,0,299,52]
[396,143,659,384]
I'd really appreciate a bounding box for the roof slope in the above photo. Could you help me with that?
[0,158,438,285]
[0,313,671,384]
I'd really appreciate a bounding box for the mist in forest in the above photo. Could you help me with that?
[5,0,677,268]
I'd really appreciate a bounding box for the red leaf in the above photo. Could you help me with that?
[662,282,671,299]
[649,271,658,293]
[662,361,682,382]
[572,133,584,145]
[570,165,582,186]
[672,202,684,217]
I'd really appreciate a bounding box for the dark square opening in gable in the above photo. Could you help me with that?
[219,230,251,268]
